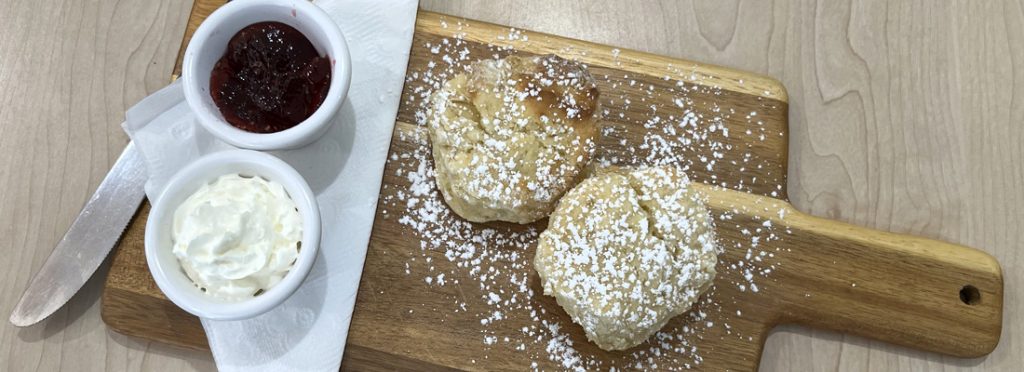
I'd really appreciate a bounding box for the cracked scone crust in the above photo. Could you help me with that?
[427,55,600,224]
[534,166,719,351]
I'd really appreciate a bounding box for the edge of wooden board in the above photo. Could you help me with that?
[171,0,217,78]
[413,11,788,104]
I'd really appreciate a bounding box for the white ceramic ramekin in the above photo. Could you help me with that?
[145,150,321,320]
[182,0,351,150]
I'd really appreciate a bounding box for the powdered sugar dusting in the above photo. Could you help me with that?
[379,19,789,370]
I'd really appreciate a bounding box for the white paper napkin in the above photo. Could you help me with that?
[122,0,418,370]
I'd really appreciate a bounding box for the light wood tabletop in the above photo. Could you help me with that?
[2,0,1020,371]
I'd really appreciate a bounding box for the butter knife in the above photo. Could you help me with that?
[9,142,147,327]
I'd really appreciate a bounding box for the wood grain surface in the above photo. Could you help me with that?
[2,0,1022,371]
[99,2,1004,370]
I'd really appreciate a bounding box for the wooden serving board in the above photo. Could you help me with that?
[101,1,1004,370]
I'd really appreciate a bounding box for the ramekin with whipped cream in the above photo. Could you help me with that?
[146,150,320,320]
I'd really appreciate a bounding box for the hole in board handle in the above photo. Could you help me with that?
[959,285,981,305]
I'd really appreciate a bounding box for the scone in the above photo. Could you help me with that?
[533,166,719,351]
[426,54,600,224]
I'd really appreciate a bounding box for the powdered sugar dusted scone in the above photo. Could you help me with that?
[426,54,600,224]
[534,166,719,351]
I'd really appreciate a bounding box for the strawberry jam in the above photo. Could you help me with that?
[210,22,331,133]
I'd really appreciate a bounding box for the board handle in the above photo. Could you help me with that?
[700,185,1004,358]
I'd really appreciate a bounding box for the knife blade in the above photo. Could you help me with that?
[9,142,147,327]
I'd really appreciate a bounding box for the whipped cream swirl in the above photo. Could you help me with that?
[172,173,302,300]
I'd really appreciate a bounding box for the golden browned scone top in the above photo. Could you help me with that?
[427,54,601,224]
